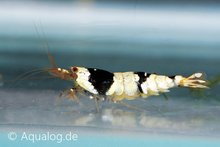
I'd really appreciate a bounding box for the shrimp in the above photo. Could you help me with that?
[20,46,208,111]
[48,64,208,103]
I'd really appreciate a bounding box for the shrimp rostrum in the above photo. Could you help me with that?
[48,66,208,103]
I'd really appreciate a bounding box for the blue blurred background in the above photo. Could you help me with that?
[0,0,220,146]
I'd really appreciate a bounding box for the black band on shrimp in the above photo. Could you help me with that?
[134,72,150,93]
[87,68,114,95]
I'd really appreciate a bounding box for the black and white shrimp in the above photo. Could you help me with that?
[48,66,208,103]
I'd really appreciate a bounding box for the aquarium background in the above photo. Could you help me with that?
[0,0,220,146]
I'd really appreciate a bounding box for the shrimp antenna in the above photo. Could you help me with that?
[34,22,57,68]
[7,23,59,86]
[7,68,56,86]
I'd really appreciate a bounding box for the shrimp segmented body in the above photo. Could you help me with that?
[48,66,208,103]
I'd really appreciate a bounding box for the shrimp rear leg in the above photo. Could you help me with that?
[89,94,106,113]
[94,96,100,113]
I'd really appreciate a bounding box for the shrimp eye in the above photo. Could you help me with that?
[71,66,78,72]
